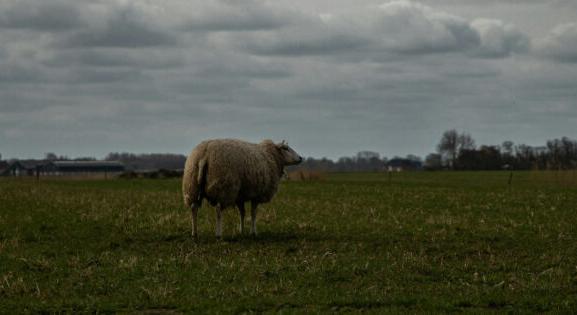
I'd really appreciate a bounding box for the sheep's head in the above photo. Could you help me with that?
[276,140,303,166]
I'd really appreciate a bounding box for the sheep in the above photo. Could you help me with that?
[182,139,303,238]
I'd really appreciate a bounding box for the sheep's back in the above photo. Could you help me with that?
[203,139,279,206]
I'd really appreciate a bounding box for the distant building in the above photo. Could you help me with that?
[386,158,423,172]
[0,160,125,177]
[0,160,47,176]
[51,161,125,175]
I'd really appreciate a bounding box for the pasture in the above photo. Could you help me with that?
[1,172,576,313]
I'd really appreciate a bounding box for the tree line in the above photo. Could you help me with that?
[7,151,396,173]
[3,131,576,172]
[428,129,577,170]
[290,151,423,172]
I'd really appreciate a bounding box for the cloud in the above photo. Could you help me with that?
[182,0,294,31]
[224,27,369,57]
[0,63,46,83]
[536,23,577,63]
[62,3,178,48]
[0,0,82,30]
[471,19,530,58]
[372,1,480,54]
[0,0,574,160]
[45,48,186,69]
[219,0,529,60]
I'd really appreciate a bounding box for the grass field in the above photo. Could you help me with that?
[1,172,577,313]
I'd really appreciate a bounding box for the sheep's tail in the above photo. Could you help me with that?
[183,157,207,209]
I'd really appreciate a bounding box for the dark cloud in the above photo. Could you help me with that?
[193,63,291,80]
[240,31,370,56]
[63,12,177,48]
[45,48,185,69]
[0,63,46,83]
[63,68,144,84]
[0,0,575,159]
[183,0,293,31]
[0,0,82,30]
[222,1,530,59]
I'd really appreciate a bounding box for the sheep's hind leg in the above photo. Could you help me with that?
[215,205,223,239]
[250,201,258,236]
[190,203,199,238]
[237,202,245,234]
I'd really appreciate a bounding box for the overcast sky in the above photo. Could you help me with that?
[1,0,576,160]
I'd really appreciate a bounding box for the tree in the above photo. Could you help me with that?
[355,151,383,171]
[515,144,535,170]
[437,130,476,169]
[45,153,58,161]
[501,141,514,156]
[356,151,380,160]
[458,133,476,151]
[546,137,577,169]
[501,141,515,168]
[437,129,459,169]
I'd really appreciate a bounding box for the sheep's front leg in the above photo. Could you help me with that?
[191,203,199,238]
[216,205,223,238]
[250,201,258,236]
[237,202,245,234]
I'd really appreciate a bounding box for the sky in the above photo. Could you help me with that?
[0,0,576,160]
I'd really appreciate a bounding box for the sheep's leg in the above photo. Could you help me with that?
[237,202,245,234]
[191,203,199,238]
[215,205,223,238]
[250,201,258,236]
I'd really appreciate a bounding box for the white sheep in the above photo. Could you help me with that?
[182,139,302,238]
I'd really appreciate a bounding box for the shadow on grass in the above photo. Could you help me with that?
[125,230,302,246]
[149,229,399,247]
[226,230,304,244]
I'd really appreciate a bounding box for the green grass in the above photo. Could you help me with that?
[1,172,577,313]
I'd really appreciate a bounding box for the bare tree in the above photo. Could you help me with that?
[45,153,58,161]
[437,129,459,169]
[458,133,476,151]
[436,130,476,169]
[501,141,514,156]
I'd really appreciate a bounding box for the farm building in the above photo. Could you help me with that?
[0,160,48,176]
[51,161,125,175]
[386,158,423,172]
[0,160,125,177]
